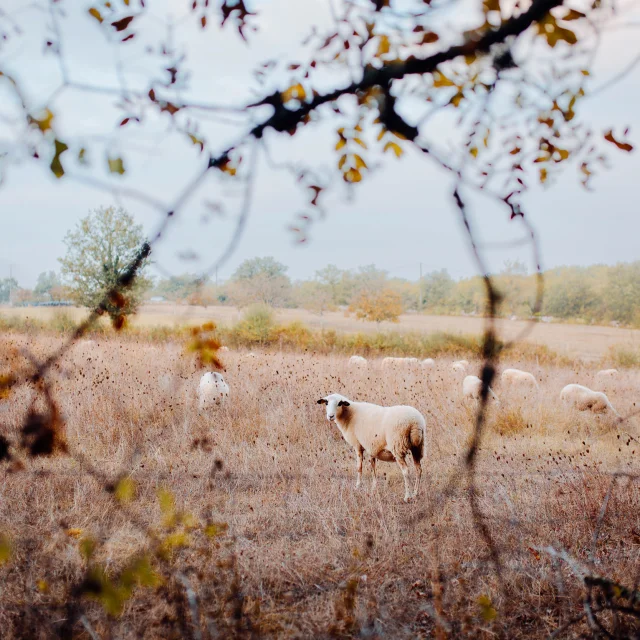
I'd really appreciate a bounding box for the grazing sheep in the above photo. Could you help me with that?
[198,372,229,409]
[596,369,619,379]
[451,360,469,373]
[421,358,435,369]
[500,368,538,389]
[317,393,426,502]
[560,384,619,418]
[463,375,500,404]
[349,355,368,368]
[382,357,419,369]
[219,346,230,352]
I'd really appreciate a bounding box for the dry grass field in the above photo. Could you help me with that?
[0,334,639,638]
[3,303,640,361]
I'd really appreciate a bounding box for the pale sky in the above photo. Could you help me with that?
[1,0,639,288]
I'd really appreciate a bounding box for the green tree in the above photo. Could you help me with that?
[606,262,640,325]
[421,269,455,310]
[293,280,335,316]
[59,206,152,320]
[229,257,291,307]
[0,278,18,304]
[34,271,61,298]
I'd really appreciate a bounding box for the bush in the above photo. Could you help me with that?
[231,304,276,345]
[607,344,640,368]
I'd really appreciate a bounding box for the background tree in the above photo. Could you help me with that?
[293,280,336,316]
[59,206,152,321]
[349,288,403,325]
[0,278,19,304]
[421,269,455,311]
[228,257,292,308]
[34,271,61,299]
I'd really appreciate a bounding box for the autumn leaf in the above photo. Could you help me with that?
[421,32,439,44]
[604,129,634,152]
[29,108,55,133]
[477,594,497,622]
[108,157,126,175]
[0,534,12,565]
[383,141,403,158]
[50,139,69,178]
[88,7,103,23]
[376,35,390,57]
[469,146,478,158]
[111,16,135,32]
[449,91,464,107]
[540,167,548,183]
[344,168,362,183]
[353,154,367,169]
[561,8,585,20]
[282,83,306,103]
[114,477,136,503]
[432,71,455,87]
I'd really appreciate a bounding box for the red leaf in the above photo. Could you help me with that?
[111,16,135,32]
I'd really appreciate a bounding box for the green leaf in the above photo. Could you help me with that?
[114,477,136,503]
[477,594,497,621]
[108,157,126,175]
[50,139,69,178]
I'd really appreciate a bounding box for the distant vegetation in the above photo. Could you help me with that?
[6,252,640,328]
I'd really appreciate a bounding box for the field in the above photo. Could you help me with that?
[3,304,640,361]
[1,333,639,639]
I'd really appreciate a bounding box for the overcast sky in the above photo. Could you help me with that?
[1,0,639,288]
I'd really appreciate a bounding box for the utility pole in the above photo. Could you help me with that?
[8,264,14,306]
[418,262,423,314]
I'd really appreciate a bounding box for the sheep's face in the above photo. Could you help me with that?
[317,394,350,422]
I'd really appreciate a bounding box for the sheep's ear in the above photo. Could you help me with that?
[338,400,350,407]
[317,398,328,405]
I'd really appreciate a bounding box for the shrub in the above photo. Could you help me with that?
[607,344,640,368]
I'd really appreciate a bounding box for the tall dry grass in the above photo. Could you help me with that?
[0,334,639,638]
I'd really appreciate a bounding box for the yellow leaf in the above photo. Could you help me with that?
[344,168,362,183]
[88,7,103,23]
[377,128,386,142]
[66,528,84,539]
[30,108,55,133]
[561,8,585,20]
[335,137,346,151]
[0,534,12,565]
[469,146,478,158]
[354,137,368,149]
[354,154,367,169]
[37,579,49,593]
[114,477,136,504]
[449,91,464,107]
[108,157,125,175]
[383,141,403,158]
[483,0,500,14]
[282,83,306,102]
[377,35,390,57]
[540,167,548,183]
[79,536,96,561]
[338,154,347,170]
[204,522,228,538]
[433,71,455,87]
[581,69,590,76]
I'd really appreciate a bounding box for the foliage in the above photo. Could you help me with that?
[350,288,403,324]
[293,280,336,316]
[233,303,277,344]
[34,271,61,297]
[228,257,292,308]
[0,278,19,304]
[59,206,152,322]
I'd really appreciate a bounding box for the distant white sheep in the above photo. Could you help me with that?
[349,355,368,368]
[500,368,538,389]
[317,393,426,502]
[560,384,619,419]
[219,346,230,352]
[382,357,419,369]
[463,375,500,404]
[596,369,619,379]
[421,358,435,369]
[198,372,229,409]
[451,360,469,373]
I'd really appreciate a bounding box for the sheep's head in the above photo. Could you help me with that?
[317,393,350,422]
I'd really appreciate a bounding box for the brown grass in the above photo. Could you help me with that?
[0,335,639,638]
[4,303,640,361]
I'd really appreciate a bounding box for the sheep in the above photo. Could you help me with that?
[421,358,435,369]
[317,393,426,502]
[198,372,229,409]
[463,375,500,404]
[560,384,619,419]
[500,368,538,389]
[349,355,368,368]
[596,369,619,379]
[219,346,230,352]
[381,357,419,369]
[451,360,469,373]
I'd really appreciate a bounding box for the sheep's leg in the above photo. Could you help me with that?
[395,455,412,503]
[369,456,377,491]
[411,450,422,498]
[355,447,364,489]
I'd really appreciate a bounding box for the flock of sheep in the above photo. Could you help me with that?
[196,351,623,503]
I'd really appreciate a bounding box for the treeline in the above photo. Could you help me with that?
[148,258,640,327]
